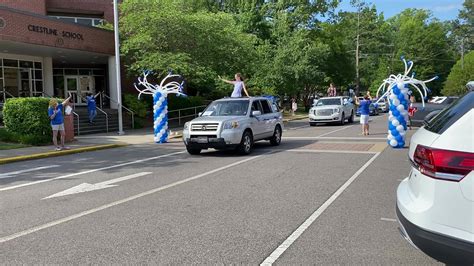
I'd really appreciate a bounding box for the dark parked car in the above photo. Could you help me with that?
[410,96,458,127]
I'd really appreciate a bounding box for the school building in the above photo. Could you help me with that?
[0,0,123,109]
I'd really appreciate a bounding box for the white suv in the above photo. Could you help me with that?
[396,91,474,264]
[309,96,355,126]
[183,97,283,155]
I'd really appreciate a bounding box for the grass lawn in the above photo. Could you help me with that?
[0,141,28,150]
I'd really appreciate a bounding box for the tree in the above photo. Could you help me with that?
[442,51,474,95]
[120,0,259,97]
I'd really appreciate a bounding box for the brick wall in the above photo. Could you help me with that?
[0,0,46,15]
[46,0,114,22]
[0,7,114,55]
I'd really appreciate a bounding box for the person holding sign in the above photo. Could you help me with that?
[48,93,72,151]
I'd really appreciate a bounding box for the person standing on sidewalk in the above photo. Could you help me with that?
[86,92,100,125]
[48,93,72,151]
[219,73,249,98]
[355,92,372,136]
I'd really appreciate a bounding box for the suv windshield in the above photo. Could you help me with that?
[202,100,249,116]
[316,98,341,106]
[424,92,473,134]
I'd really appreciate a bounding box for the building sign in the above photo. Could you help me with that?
[27,24,84,40]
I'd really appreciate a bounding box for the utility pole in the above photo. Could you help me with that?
[113,0,124,135]
[461,37,464,70]
[355,0,361,96]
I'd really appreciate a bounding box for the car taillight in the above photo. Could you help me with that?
[413,145,474,181]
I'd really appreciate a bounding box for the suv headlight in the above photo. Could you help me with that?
[184,122,190,130]
[223,121,239,130]
[333,108,340,114]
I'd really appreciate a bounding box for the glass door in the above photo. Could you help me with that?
[65,76,81,104]
[19,68,33,97]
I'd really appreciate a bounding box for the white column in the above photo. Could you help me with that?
[43,57,54,97]
[108,55,118,109]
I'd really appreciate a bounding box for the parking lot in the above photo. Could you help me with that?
[0,114,439,264]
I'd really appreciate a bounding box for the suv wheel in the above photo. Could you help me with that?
[340,112,345,125]
[237,130,253,155]
[348,110,354,123]
[270,125,282,146]
[186,146,201,155]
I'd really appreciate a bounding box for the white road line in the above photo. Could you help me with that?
[261,152,381,265]
[381,217,397,222]
[288,149,377,154]
[0,151,185,192]
[316,125,353,137]
[288,125,310,131]
[0,165,60,179]
[0,155,262,243]
[283,136,386,140]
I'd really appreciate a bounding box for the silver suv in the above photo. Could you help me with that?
[183,97,283,155]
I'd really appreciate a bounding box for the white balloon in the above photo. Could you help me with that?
[397,105,405,111]
[389,111,393,116]
[387,134,394,140]
[400,131,407,136]
[389,115,395,121]
[396,125,404,132]
[401,88,408,94]
[397,82,405,90]
[393,99,400,106]
[392,120,400,126]
[390,139,398,147]
[389,94,397,100]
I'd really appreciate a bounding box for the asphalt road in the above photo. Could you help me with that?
[0,114,439,264]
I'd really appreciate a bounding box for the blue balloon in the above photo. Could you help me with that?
[393,110,400,117]
[398,93,405,101]
[393,88,400,95]
[398,140,405,147]
[391,129,399,136]
[399,117,406,125]
[396,135,403,142]
[389,123,395,130]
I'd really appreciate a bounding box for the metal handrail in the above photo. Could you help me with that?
[1,89,15,103]
[168,105,207,125]
[96,107,109,132]
[101,92,135,129]
[81,95,109,132]
[72,111,80,135]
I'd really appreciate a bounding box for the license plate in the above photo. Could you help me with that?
[197,137,208,143]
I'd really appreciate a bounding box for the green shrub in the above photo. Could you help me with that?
[168,95,205,111]
[123,93,149,118]
[3,97,51,139]
[0,128,51,145]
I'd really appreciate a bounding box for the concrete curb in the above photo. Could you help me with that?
[0,143,128,165]
[283,116,309,122]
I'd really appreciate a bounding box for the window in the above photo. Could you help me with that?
[425,92,474,134]
[202,100,249,116]
[260,100,272,114]
[252,101,262,113]
[19,61,33,68]
[49,16,104,28]
[3,59,18,68]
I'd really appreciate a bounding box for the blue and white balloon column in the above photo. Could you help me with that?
[134,71,185,143]
[375,57,437,148]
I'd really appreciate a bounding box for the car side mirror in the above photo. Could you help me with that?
[198,112,202,117]
[252,110,261,117]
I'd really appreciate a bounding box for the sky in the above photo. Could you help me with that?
[336,0,464,21]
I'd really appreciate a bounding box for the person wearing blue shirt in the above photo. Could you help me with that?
[48,93,72,151]
[355,92,372,136]
[86,92,100,124]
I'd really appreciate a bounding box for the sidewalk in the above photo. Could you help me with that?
[0,127,183,165]
[0,115,307,164]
